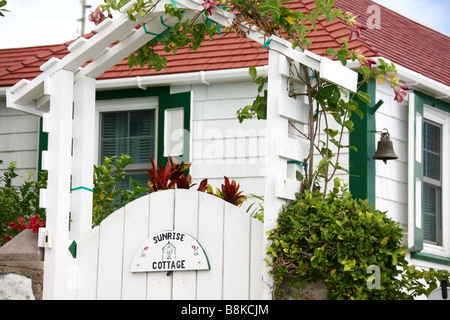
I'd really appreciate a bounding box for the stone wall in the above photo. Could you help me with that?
[0,229,44,300]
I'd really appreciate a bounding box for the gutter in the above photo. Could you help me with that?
[2,58,448,103]
[95,66,269,91]
[0,87,8,97]
[346,57,450,103]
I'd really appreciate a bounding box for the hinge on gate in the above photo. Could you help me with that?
[37,228,52,248]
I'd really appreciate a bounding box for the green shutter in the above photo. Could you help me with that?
[38,117,48,178]
[409,92,424,252]
[100,110,156,164]
[157,92,191,166]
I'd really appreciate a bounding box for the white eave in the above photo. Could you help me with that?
[346,58,450,103]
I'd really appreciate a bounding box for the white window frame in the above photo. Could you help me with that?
[422,105,450,257]
[95,97,158,172]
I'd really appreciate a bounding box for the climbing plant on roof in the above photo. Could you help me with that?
[97,0,408,194]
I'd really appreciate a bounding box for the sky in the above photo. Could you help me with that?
[0,0,449,49]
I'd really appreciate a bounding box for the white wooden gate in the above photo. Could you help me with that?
[75,189,263,300]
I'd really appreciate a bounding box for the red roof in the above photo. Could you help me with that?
[1,0,449,87]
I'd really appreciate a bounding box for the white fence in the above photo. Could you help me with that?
[75,189,263,300]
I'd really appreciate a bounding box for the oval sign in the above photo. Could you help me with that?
[130,230,210,272]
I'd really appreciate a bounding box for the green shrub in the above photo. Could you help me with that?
[267,178,449,300]
[92,154,149,226]
[0,160,46,246]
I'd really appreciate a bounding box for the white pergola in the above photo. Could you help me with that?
[6,0,357,299]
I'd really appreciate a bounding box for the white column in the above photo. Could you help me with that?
[262,51,289,299]
[42,69,75,300]
[70,76,96,240]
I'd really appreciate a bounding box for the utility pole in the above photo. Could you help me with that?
[78,0,92,36]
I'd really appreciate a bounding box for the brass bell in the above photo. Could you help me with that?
[373,129,398,164]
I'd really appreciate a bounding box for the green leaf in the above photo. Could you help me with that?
[337,55,347,66]
[356,91,371,104]
[249,66,257,80]
[325,48,337,56]
[324,128,338,138]
[343,119,354,132]
[320,85,335,99]
[296,170,304,181]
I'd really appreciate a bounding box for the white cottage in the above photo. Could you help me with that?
[0,0,449,299]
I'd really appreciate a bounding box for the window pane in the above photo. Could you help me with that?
[101,110,155,164]
[423,121,441,180]
[423,184,438,243]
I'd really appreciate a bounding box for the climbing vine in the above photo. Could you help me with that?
[83,0,448,300]
[95,0,409,193]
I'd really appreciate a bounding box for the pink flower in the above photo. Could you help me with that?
[394,87,407,103]
[400,83,409,91]
[349,22,366,40]
[202,0,217,16]
[88,6,109,25]
[362,57,376,68]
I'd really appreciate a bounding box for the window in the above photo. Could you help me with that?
[95,90,191,190]
[409,92,450,263]
[422,120,442,245]
[97,97,158,189]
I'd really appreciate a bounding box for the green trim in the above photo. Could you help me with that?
[68,240,77,259]
[157,92,191,166]
[37,117,48,179]
[415,91,450,113]
[349,77,376,207]
[96,86,170,100]
[411,91,449,259]
[71,186,94,192]
[411,252,450,266]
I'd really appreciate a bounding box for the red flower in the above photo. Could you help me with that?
[349,22,366,40]
[394,87,408,103]
[202,0,217,16]
[27,214,45,233]
[88,6,111,25]
[362,57,376,68]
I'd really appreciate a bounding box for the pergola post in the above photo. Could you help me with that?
[42,69,75,299]
[70,76,96,240]
[262,51,291,299]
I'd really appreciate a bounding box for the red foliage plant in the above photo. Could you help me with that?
[146,157,246,206]
[147,157,208,193]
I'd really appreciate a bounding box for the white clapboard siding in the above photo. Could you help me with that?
[75,189,263,300]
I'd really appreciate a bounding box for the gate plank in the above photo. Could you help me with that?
[146,190,175,300]
[121,195,150,299]
[223,203,251,299]
[172,189,199,300]
[196,192,225,299]
[96,207,125,299]
[250,218,264,299]
[76,226,99,299]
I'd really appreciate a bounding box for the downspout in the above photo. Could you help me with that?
[199,71,210,86]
